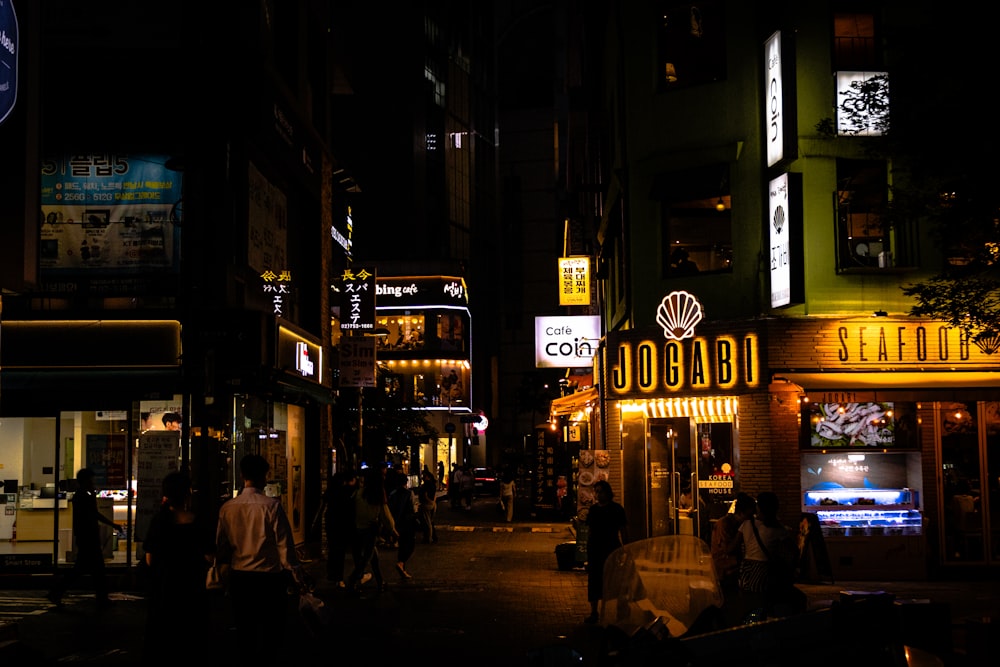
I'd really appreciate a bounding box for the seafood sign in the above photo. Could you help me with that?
[809,402,893,447]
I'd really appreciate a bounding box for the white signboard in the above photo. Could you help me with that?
[769,173,791,307]
[836,71,889,136]
[764,31,783,168]
[535,316,600,368]
[339,336,377,387]
[135,431,181,543]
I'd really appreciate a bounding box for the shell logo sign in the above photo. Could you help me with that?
[656,291,704,340]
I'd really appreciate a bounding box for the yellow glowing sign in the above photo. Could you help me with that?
[558,256,590,306]
[607,332,760,396]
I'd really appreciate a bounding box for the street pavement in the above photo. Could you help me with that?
[1,495,997,665]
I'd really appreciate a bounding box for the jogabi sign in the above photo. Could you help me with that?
[535,315,600,368]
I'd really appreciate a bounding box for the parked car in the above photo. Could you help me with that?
[473,467,499,496]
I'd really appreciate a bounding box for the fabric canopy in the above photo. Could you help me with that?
[549,387,600,417]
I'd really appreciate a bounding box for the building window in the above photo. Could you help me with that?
[657,1,726,91]
[832,12,879,71]
[836,159,890,270]
[659,163,732,277]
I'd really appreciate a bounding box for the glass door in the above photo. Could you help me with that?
[939,402,985,563]
[647,418,701,538]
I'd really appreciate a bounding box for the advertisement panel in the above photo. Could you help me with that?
[40,154,183,275]
[558,256,591,306]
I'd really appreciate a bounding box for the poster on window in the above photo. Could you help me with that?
[135,431,181,543]
[40,154,182,275]
[85,434,128,488]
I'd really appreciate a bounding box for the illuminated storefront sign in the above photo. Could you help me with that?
[535,315,600,368]
[835,71,889,136]
[769,173,790,307]
[375,275,467,308]
[340,266,376,332]
[607,331,761,397]
[782,318,1000,368]
[558,256,590,306]
[277,325,323,383]
[261,269,291,317]
[764,31,783,167]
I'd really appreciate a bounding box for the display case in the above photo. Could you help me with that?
[800,450,926,579]
[803,488,922,536]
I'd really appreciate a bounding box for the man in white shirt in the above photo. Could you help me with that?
[216,454,305,662]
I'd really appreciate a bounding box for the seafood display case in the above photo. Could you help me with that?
[802,487,922,536]
[799,404,927,580]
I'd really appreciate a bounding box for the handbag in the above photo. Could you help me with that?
[205,559,229,591]
[748,518,795,594]
[298,590,330,637]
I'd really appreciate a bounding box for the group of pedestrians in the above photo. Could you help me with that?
[47,456,448,664]
[582,481,813,629]
[710,490,809,626]
[323,464,440,591]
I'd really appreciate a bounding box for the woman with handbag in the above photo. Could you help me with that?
[347,465,398,596]
[736,491,804,622]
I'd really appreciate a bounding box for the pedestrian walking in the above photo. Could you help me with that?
[216,454,307,663]
[736,490,805,621]
[347,465,398,595]
[449,463,462,511]
[142,470,215,665]
[460,464,475,510]
[418,468,439,543]
[47,468,118,611]
[584,480,628,624]
[710,492,756,627]
[500,469,516,522]
[388,469,417,578]
[321,470,358,587]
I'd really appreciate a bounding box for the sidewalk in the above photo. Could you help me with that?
[2,497,997,665]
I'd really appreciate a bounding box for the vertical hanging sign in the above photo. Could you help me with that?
[769,173,790,307]
[339,266,376,333]
[558,256,590,306]
[764,31,783,168]
[0,0,17,127]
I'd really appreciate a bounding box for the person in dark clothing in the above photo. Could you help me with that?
[387,469,417,578]
[418,469,438,543]
[323,470,358,587]
[584,480,629,624]
[142,470,215,665]
[48,468,118,610]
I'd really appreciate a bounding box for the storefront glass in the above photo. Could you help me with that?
[940,402,986,563]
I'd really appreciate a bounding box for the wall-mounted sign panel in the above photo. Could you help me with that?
[40,154,183,275]
[535,315,601,368]
[558,256,591,306]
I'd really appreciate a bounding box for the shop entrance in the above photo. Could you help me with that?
[939,401,1000,565]
[647,418,701,538]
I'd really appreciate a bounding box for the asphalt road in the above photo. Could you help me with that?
[2,496,997,665]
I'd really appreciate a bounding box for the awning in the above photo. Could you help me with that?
[775,371,1000,390]
[549,387,600,418]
